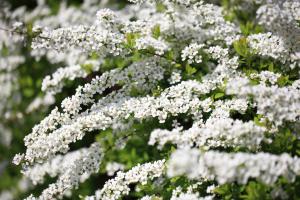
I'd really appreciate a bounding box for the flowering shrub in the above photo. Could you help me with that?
[0,0,300,199]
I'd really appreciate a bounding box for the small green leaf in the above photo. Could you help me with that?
[152,25,161,39]
[81,63,93,73]
[152,86,163,97]
[174,63,182,68]
[268,62,274,72]
[214,92,225,99]
[233,37,251,58]
[277,75,289,87]
[156,3,166,12]
[130,86,144,97]
[240,22,263,36]
[254,115,265,126]
[240,181,270,200]
[90,52,100,60]
[185,64,197,75]
[125,33,139,48]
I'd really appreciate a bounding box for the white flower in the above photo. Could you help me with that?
[248,33,288,61]
[181,43,204,64]
[169,71,182,84]
[135,36,169,55]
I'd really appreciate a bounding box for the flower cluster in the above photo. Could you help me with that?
[41,59,101,94]
[24,143,103,200]
[181,43,205,64]
[168,148,300,185]
[227,77,300,126]
[86,160,165,200]
[248,33,288,61]
[255,0,300,67]
[149,117,266,150]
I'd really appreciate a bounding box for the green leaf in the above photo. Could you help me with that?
[240,181,270,200]
[152,86,163,97]
[125,33,139,49]
[156,3,166,12]
[166,50,175,61]
[130,86,144,97]
[277,75,289,87]
[90,52,100,60]
[253,115,265,126]
[240,22,263,36]
[214,183,242,200]
[214,92,225,99]
[214,184,231,196]
[81,63,93,73]
[233,37,251,58]
[152,25,161,39]
[268,62,274,72]
[263,127,299,155]
[185,64,197,75]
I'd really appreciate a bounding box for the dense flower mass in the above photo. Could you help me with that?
[0,0,299,199]
[167,148,300,184]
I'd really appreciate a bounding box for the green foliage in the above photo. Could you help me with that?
[215,182,272,200]
[156,3,167,13]
[152,25,161,39]
[185,63,197,75]
[240,22,263,36]
[215,183,244,200]
[125,33,139,49]
[233,37,251,58]
[241,182,271,200]
[263,127,300,156]
[96,118,168,171]
[277,75,290,87]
